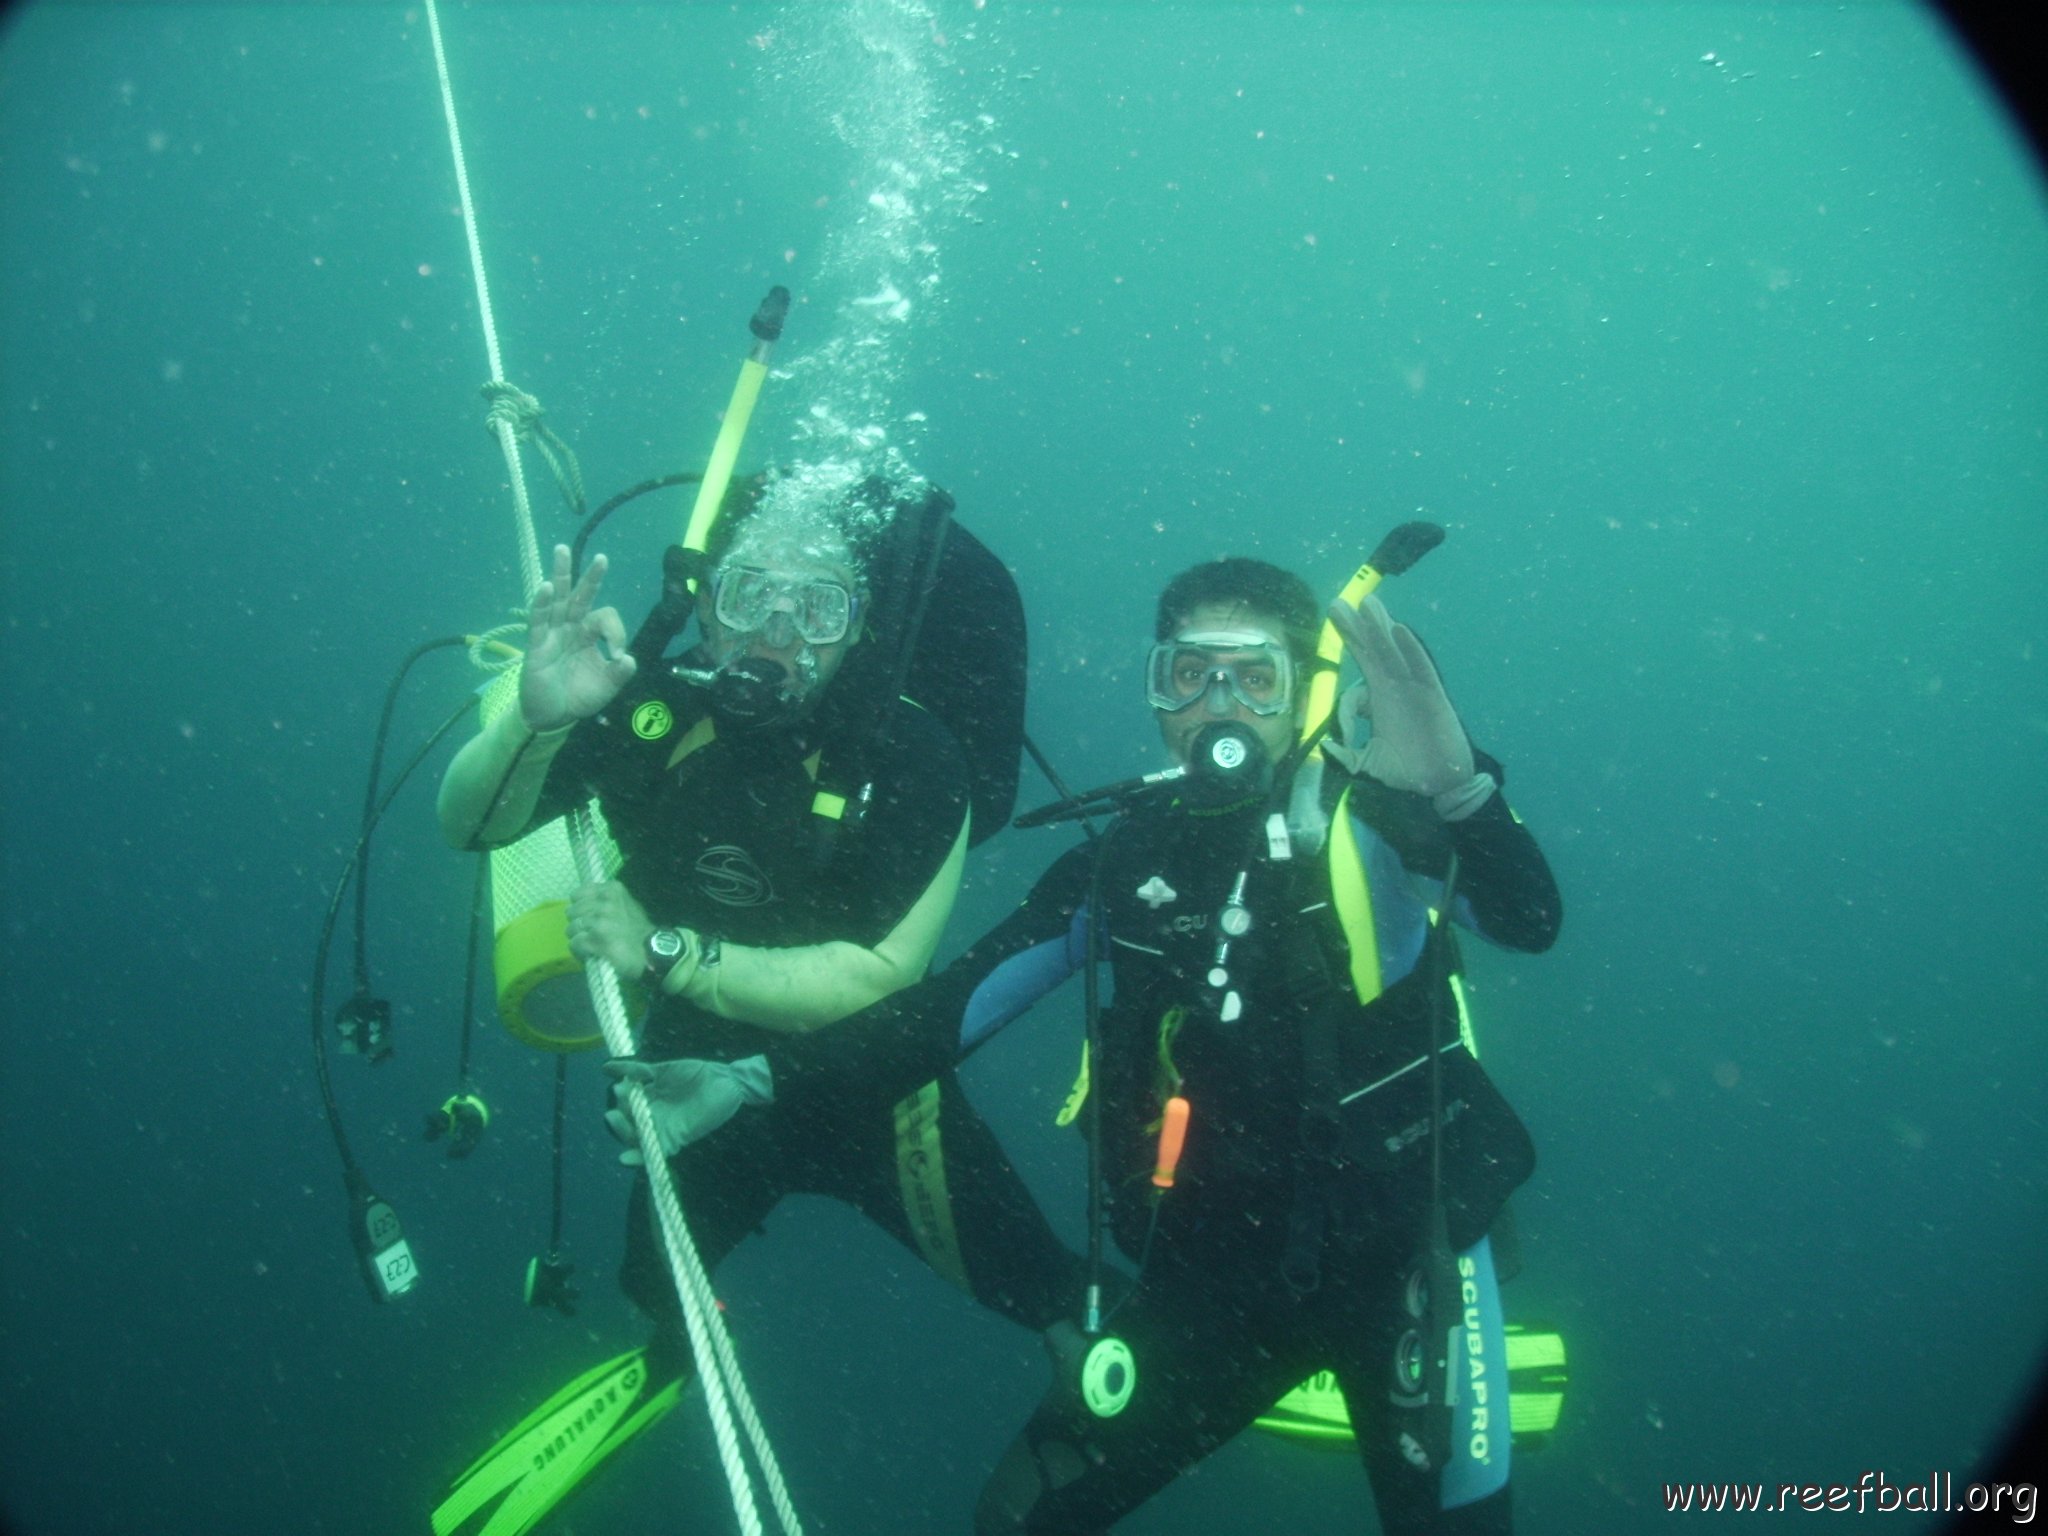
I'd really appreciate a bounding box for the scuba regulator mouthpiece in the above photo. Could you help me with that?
[705,655,792,730]
[1183,720,1272,802]
[424,1092,490,1159]
[1047,1318,1138,1420]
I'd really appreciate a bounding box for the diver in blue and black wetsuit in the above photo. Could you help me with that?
[776,554,1560,1534]
[985,557,1560,1534]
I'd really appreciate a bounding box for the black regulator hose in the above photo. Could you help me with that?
[568,470,704,582]
[311,636,478,1301]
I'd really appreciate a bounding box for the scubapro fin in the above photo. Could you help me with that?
[1252,1324,1569,1450]
[431,1347,681,1536]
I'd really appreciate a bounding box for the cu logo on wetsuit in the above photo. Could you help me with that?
[694,845,774,907]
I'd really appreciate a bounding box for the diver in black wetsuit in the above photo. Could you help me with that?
[433,478,1083,1530]
[965,557,1561,1534]
[763,555,1557,1534]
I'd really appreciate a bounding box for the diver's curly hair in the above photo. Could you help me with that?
[703,470,916,592]
[1155,558,1321,667]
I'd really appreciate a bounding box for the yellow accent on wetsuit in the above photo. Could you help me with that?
[1326,780,1384,1004]
[892,1079,969,1293]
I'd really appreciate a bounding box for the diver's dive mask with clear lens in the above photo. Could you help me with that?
[1145,631,1296,718]
[712,564,861,647]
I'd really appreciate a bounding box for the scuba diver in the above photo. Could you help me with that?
[972,557,1560,1533]
[745,557,1556,1536]
[431,476,1088,1535]
[789,553,1559,1534]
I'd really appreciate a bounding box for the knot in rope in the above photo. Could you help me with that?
[480,380,587,518]
[480,379,543,437]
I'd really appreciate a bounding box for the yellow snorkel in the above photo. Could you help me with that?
[495,288,795,1054]
[1297,520,1446,753]
[680,285,790,587]
[619,286,792,673]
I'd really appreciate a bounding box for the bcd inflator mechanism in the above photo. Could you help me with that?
[525,1250,579,1317]
[334,985,394,1064]
[347,1171,419,1303]
[424,1092,490,1159]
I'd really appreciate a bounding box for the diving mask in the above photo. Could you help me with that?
[712,564,861,647]
[1145,630,1297,718]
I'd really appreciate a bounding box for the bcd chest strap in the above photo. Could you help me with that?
[1278,819,1354,1295]
[659,707,867,867]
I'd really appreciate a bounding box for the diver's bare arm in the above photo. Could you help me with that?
[437,705,575,850]
[437,545,631,850]
[669,812,971,1033]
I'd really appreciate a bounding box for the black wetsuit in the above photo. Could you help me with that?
[526,665,1084,1370]
[803,750,1560,1535]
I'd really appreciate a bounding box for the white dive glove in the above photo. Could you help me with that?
[602,1056,775,1165]
[1326,593,1496,821]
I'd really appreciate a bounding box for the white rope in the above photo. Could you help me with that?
[421,5,800,1531]
[465,623,524,674]
[422,0,542,595]
[569,810,802,1536]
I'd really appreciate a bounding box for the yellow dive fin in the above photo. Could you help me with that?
[430,1348,681,1536]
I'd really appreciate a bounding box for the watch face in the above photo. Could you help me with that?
[649,929,684,960]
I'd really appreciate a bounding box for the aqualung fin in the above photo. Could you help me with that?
[430,1347,681,1536]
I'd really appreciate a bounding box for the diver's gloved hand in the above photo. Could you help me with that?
[1328,594,1495,820]
[521,543,637,732]
[565,879,655,977]
[602,1056,775,1165]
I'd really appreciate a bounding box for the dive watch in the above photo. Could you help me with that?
[643,927,690,985]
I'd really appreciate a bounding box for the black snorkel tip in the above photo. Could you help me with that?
[1367,520,1446,579]
[750,286,792,343]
